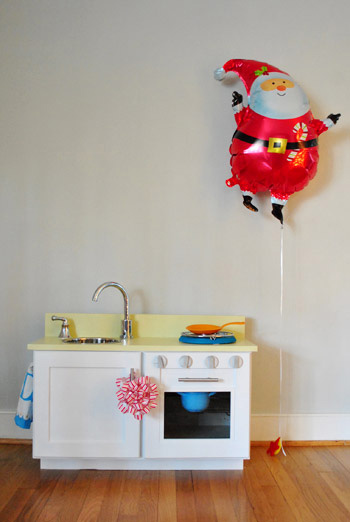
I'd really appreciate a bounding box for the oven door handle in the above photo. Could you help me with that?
[177,377,219,382]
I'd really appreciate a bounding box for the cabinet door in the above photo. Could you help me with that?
[33,351,141,458]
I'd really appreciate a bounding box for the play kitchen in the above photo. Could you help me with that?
[28,287,257,470]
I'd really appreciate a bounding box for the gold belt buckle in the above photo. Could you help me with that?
[268,137,288,154]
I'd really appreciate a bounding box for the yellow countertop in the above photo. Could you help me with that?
[28,336,257,352]
[27,313,257,352]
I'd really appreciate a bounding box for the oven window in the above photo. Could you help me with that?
[164,392,230,439]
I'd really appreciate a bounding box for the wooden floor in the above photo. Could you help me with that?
[0,444,350,521]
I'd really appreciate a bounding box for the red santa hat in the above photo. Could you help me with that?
[216,59,289,95]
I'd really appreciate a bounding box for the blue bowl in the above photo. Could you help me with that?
[178,392,216,413]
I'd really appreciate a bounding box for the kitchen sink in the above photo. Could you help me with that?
[62,337,120,344]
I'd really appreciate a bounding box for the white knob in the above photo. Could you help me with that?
[229,356,243,368]
[154,355,167,368]
[205,356,219,369]
[179,355,193,368]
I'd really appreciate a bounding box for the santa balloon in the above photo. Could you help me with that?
[214,59,340,223]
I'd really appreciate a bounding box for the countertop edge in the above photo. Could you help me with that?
[28,337,258,352]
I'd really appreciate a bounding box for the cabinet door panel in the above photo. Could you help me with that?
[33,351,141,458]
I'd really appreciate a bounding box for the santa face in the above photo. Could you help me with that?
[250,73,310,119]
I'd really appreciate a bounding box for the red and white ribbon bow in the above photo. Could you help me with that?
[116,375,158,420]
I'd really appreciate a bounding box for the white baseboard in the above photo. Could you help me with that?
[0,411,32,439]
[39,458,244,470]
[1,411,349,441]
[251,413,350,441]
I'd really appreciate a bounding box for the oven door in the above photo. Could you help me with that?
[143,352,251,459]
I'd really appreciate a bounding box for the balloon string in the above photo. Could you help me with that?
[280,224,284,317]
[279,224,286,456]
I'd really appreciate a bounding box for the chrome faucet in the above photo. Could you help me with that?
[51,316,71,339]
[92,282,132,340]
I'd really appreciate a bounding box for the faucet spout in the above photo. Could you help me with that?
[92,282,132,340]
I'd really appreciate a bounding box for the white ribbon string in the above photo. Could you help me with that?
[279,224,286,456]
[280,224,284,317]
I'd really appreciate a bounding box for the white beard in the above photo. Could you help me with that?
[250,82,310,119]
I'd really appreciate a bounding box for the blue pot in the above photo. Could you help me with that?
[178,392,216,413]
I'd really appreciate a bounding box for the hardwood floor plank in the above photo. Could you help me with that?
[157,471,177,522]
[249,448,296,522]
[245,448,276,487]
[208,470,239,522]
[259,447,319,521]
[320,471,350,513]
[0,447,41,511]
[136,470,159,522]
[192,471,217,522]
[14,470,61,521]
[285,447,350,522]
[241,463,276,522]
[224,471,258,522]
[0,443,25,460]
[0,456,26,509]
[175,470,197,522]
[0,488,36,522]
[301,447,350,474]
[75,470,111,522]
[117,470,143,521]
[36,470,79,522]
[261,485,297,522]
[53,470,94,521]
[98,470,125,522]
[328,446,350,471]
[300,445,350,520]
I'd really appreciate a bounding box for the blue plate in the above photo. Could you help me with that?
[179,335,236,345]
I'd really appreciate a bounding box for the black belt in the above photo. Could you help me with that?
[233,130,318,150]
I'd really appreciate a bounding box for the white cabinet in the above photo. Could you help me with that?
[33,351,141,459]
[143,352,251,460]
[32,348,254,470]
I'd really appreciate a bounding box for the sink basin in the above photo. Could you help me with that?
[62,337,120,344]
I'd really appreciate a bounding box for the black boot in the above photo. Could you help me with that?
[243,195,258,212]
[271,203,284,224]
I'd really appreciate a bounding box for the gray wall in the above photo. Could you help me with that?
[1,0,349,416]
